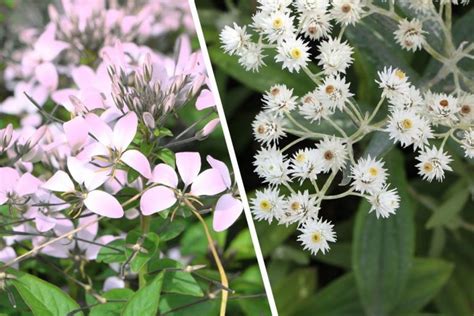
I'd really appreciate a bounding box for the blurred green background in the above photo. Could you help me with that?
[196,1,474,315]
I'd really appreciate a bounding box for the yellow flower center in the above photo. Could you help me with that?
[290,202,301,211]
[423,162,434,173]
[272,17,283,29]
[368,167,378,177]
[395,69,406,79]
[312,232,322,243]
[295,153,306,162]
[259,200,272,212]
[401,118,413,129]
[257,125,266,135]
[325,85,335,94]
[290,47,302,59]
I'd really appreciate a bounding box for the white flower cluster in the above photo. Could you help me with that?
[220,0,474,256]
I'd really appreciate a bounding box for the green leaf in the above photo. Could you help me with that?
[352,150,415,316]
[255,221,296,257]
[9,269,82,316]
[156,148,176,168]
[90,289,134,316]
[159,294,219,316]
[209,47,315,95]
[115,187,140,211]
[292,273,364,316]
[271,245,310,265]
[151,217,186,242]
[121,272,164,316]
[97,239,127,264]
[125,231,160,273]
[225,229,256,260]
[392,258,453,315]
[315,242,352,270]
[163,272,204,297]
[426,179,470,229]
[273,268,317,315]
[181,218,227,256]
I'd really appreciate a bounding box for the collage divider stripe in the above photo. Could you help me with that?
[188,1,278,314]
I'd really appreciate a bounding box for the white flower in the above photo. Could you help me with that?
[368,186,400,219]
[386,108,433,149]
[295,0,330,12]
[424,92,459,125]
[254,146,290,185]
[262,84,298,115]
[252,111,286,144]
[298,10,332,40]
[275,37,311,73]
[330,0,364,26]
[257,0,293,13]
[290,148,324,182]
[297,217,336,255]
[251,187,285,223]
[220,23,251,55]
[457,94,474,123]
[318,75,353,111]
[461,129,474,159]
[317,136,348,172]
[394,19,425,52]
[388,86,423,111]
[260,11,296,43]
[416,146,453,182]
[316,37,353,75]
[351,156,388,194]
[238,42,266,72]
[277,190,319,225]
[299,90,334,122]
[376,67,411,100]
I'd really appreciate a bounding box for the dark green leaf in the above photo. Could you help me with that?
[273,268,316,315]
[352,150,415,316]
[90,289,134,316]
[9,269,82,316]
[156,148,176,168]
[97,239,127,264]
[225,229,256,260]
[121,272,164,316]
[125,231,160,273]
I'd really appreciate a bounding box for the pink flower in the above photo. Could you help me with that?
[0,167,41,206]
[35,215,116,260]
[140,152,227,215]
[206,156,243,232]
[82,112,152,183]
[0,123,14,153]
[42,157,124,218]
[0,246,18,269]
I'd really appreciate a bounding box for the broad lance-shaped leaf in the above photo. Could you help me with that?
[121,272,164,316]
[392,258,453,315]
[352,149,415,316]
[9,269,82,316]
[291,258,452,316]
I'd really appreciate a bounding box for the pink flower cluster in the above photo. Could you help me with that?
[0,0,242,283]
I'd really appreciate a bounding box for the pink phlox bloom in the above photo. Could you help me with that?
[140,152,227,215]
[83,111,152,183]
[0,167,41,206]
[42,157,124,218]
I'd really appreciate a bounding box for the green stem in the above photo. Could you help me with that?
[138,215,151,288]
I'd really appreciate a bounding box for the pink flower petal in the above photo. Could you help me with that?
[72,65,96,89]
[190,169,227,196]
[0,167,19,197]
[35,212,57,233]
[213,194,243,232]
[207,155,231,188]
[85,113,113,147]
[121,149,151,179]
[15,173,42,196]
[140,186,177,216]
[34,24,69,61]
[195,89,215,110]
[200,118,220,137]
[0,246,18,268]
[42,170,75,192]
[84,190,124,218]
[35,62,58,91]
[176,152,201,186]
[113,112,137,152]
[64,116,89,151]
[77,214,99,242]
[151,164,178,187]
[103,276,125,291]
[86,235,116,260]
